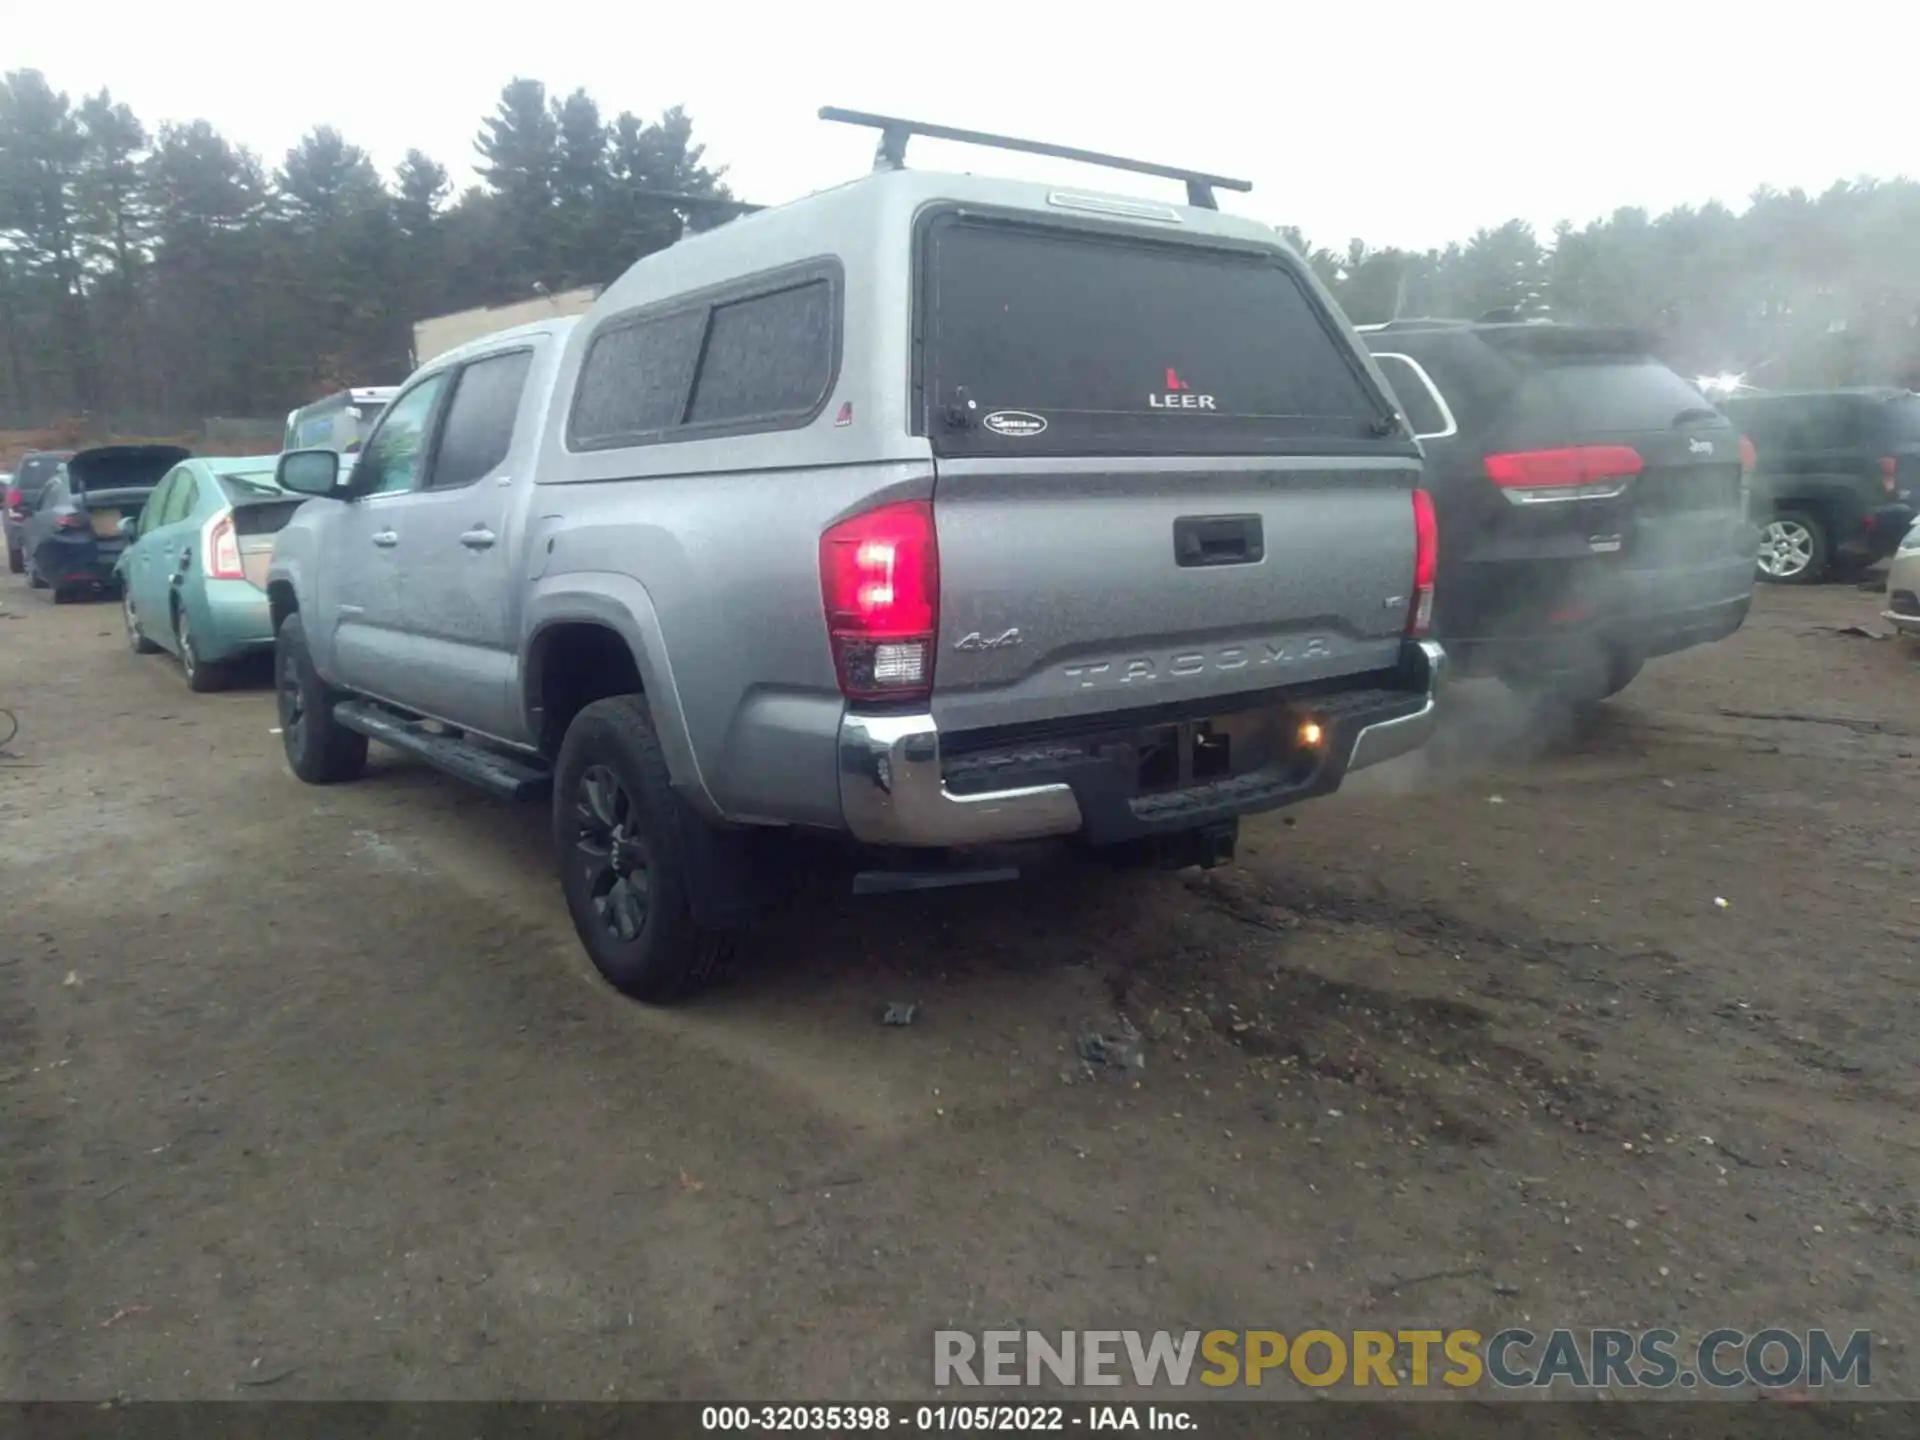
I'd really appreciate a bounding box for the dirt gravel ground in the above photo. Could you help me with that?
[2,575,1916,1404]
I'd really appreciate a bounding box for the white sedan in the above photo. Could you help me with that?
[1884,516,1920,636]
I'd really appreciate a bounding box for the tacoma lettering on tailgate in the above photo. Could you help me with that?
[1063,638,1333,689]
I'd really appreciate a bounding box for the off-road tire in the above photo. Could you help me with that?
[554,694,732,1002]
[276,612,367,784]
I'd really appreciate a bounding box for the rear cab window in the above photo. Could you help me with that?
[917,216,1394,457]
[430,349,536,489]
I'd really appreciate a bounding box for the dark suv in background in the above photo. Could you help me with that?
[6,450,74,573]
[1361,319,1756,702]
[1718,388,1919,584]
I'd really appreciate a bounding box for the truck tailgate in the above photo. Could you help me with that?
[930,456,1418,734]
[916,213,1420,736]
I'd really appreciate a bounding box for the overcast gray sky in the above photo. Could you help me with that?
[11,0,1909,252]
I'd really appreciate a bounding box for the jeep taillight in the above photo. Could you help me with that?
[1882,456,1899,497]
[203,513,244,580]
[1739,435,1757,477]
[820,500,939,703]
[4,486,21,519]
[1409,488,1437,637]
[1483,445,1644,505]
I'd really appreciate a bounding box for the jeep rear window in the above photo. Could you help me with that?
[1508,359,1718,442]
[1876,394,1920,447]
[920,219,1388,457]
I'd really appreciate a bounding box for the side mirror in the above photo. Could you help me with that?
[117,515,139,540]
[277,448,343,497]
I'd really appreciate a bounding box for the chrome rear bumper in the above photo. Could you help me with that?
[838,712,1085,847]
[1347,638,1446,771]
[838,640,1446,849]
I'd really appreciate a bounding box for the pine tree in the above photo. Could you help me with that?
[474,77,559,292]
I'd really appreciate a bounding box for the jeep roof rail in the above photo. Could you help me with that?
[1362,318,1478,333]
[817,106,1253,211]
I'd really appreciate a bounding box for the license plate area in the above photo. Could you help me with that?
[941,700,1324,799]
[89,509,120,538]
[1109,710,1310,795]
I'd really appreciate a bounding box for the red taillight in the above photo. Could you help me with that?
[204,513,244,580]
[1482,445,1644,505]
[4,486,21,517]
[1409,488,1437,636]
[819,500,939,702]
[1882,456,1899,497]
[1739,435,1757,476]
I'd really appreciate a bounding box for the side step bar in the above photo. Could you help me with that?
[852,865,1020,896]
[332,701,552,801]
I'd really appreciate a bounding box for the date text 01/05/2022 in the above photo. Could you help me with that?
[699,1404,1196,1431]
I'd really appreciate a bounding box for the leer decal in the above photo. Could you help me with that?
[1150,365,1216,410]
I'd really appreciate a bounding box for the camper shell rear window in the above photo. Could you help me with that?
[916,214,1395,458]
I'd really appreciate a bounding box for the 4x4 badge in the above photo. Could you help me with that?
[954,627,1023,652]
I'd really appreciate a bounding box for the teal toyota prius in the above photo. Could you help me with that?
[115,455,307,691]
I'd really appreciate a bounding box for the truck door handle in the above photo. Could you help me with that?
[372,529,399,548]
[1174,514,1265,567]
[459,526,496,550]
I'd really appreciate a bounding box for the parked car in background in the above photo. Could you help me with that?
[21,444,187,602]
[266,111,1447,1003]
[282,387,397,455]
[1883,515,1920,639]
[6,450,74,573]
[117,455,307,691]
[1359,319,1756,703]
[1719,388,1919,584]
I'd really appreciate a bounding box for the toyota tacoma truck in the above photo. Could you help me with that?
[267,109,1446,1002]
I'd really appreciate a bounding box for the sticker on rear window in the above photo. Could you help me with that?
[983,410,1048,437]
[1148,367,1217,411]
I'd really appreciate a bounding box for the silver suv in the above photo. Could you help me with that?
[267,110,1446,1001]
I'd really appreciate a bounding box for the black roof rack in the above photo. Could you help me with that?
[818,106,1252,211]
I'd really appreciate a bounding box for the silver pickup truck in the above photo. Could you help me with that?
[268,111,1445,1001]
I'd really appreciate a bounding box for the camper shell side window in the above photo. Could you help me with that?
[566,259,844,453]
